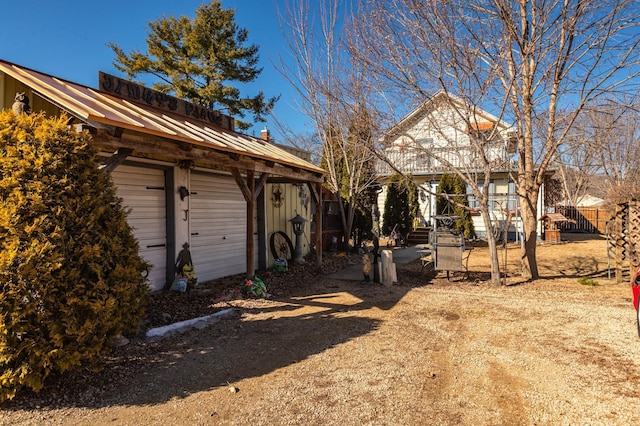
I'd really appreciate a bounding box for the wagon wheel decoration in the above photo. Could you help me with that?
[270,231,294,261]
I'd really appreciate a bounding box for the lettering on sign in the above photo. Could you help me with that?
[98,72,233,131]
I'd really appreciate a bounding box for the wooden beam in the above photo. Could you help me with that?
[245,170,255,279]
[230,168,257,278]
[231,168,251,202]
[91,132,324,183]
[307,181,320,205]
[315,181,323,268]
[254,173,268,202]
[99,148,133,173]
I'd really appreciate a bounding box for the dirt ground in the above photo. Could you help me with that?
[2,233,640,425]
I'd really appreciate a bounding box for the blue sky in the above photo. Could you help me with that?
[0,0,310,141]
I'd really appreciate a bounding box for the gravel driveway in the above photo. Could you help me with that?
[2,235,639,425]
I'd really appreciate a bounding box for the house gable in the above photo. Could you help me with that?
[377,91,545,241]
[379,91,516,177]
[384,91,514,151]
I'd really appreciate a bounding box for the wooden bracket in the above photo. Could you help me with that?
[99,148,134,173]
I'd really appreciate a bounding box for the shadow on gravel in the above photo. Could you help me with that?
[1,268,433,411]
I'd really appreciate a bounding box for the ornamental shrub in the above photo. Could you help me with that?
[382,174,417,240]
[436,173,475,239]
[0,110,149,401]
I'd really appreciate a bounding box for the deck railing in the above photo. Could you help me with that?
[377,146,508,175]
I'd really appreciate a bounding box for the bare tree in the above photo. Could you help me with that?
[553,119,604,207]
[351,0,640,280]
[554,98,640,208]
[592,101,640,198]
[275,0,381,248]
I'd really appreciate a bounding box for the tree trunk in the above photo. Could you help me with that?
[480,205,502,285]
[519,192,540,280]
[335,191,354,251]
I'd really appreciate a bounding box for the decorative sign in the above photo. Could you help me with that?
[98,72,234,131]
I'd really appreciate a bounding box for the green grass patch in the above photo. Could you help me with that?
[578,276,598,286]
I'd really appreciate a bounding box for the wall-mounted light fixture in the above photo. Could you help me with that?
[179,186,190,201]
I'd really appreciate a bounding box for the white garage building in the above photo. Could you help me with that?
[0,59,325,291]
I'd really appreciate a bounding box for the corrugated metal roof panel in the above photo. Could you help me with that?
[0,59,323,175]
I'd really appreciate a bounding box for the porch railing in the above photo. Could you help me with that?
[377,146,508,175]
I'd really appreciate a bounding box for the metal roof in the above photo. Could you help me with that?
[539,213,574,223]
[0,59,323,175]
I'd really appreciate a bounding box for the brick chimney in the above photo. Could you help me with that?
[261,127,270,142]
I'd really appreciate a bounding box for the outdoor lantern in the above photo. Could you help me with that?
[289,214,307,263]
[179,186,190,201]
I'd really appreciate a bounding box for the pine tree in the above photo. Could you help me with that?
[109,1,278,130]
[0,111,149,400]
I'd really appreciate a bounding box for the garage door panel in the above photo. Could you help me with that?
[192,244,244,256]
[193,248,245,270]
[124,200,166,208]
[191,219,245,230]
[127,215,167,229]
[191,238,246,252]
[190,202,243,212]
[112,165,167,292]
[190,172,258,282]
[137,236,167,247]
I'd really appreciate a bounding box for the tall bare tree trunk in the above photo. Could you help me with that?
[480,205,502,285]
[519,190,539,280]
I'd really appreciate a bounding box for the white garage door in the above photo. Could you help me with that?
[112,165,167,291]
[190,172,258,282]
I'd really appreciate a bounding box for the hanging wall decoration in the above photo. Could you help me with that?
[272,184,284,208]
[299,184,309,212]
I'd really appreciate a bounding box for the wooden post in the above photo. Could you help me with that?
[311,181,323,269]
[615,203,625,283]
[246,170,255,279]
[231,168,255,280]
[630,201,640,275]
[381,249,394,287]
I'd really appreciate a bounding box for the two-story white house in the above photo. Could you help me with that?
[377,91,544,241]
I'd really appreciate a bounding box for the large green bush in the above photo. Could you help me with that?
[0,110,149,400]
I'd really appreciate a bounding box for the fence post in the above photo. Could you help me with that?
[615,203,626,283]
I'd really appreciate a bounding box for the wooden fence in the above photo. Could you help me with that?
[554,206,611,234]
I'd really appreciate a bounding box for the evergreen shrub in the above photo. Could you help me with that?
[382,174,417,239]
[436,173,475,239]
[0,111,149,400]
